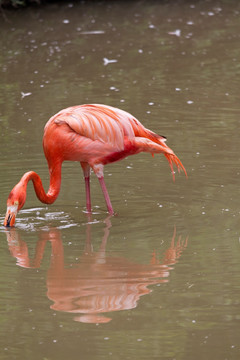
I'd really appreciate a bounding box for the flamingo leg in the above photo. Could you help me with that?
[81,163,92,213]
[84,176,91,212]
[98,176,114,215]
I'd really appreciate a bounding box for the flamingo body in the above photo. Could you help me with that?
[4,104,186,226]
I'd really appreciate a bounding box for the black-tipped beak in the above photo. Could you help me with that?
[4,205,18,227]
[5,213,12,227]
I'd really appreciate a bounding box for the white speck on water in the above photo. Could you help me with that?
[137,338,143,342]
[53,339,58,343]
[148,102,154,105]
[175,87,181,91]
[192,320,196,323]
[103,57,118,65]
[138,49,143,53]
[63,19,70,24]
[149,24,155,29]
[104,337,109,340]
[21,91,32,98]
[208,12,214,16]
[110,86,119,91]
[187,100,194,104]
[168,29,181,37]
[187,21,194,25]
[80,30,105,35]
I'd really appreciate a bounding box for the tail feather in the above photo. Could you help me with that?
[133,133,187,180]
[145,129,187,180]
[164,153,187,181]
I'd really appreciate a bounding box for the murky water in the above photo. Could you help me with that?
[0,1,240,359]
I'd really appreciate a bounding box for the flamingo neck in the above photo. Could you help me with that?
[21,162,62,205]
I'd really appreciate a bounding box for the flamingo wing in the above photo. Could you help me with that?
[47,104,186,177]
[50,104,136,151]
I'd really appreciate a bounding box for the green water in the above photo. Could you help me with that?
[0,1,240,359]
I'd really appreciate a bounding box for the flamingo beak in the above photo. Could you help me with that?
[4,205,18,227]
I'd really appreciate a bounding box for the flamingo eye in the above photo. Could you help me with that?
[14,201,19,206]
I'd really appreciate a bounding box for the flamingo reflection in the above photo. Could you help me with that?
[5,219,188,323]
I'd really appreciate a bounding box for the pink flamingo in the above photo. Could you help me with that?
[4,104,186,226]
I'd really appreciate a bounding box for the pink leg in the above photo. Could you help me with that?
[81,163,92,213]
[84,176,92,213]
[98,176,114,215]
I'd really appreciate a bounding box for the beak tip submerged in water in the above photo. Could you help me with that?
[4,213,15,227]
[4,205,18,227]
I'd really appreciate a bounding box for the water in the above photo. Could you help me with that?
[0,1,240,359]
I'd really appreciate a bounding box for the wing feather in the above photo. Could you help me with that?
[51,104,138,150]
[48,104,167,151]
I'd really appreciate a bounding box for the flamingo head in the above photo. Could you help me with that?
[4,183,27,227]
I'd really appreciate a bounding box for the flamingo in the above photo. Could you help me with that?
[4,104,187,227]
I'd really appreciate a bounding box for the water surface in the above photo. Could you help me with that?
[0,1,240,359]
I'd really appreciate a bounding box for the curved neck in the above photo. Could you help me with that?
[21,161,62,204]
